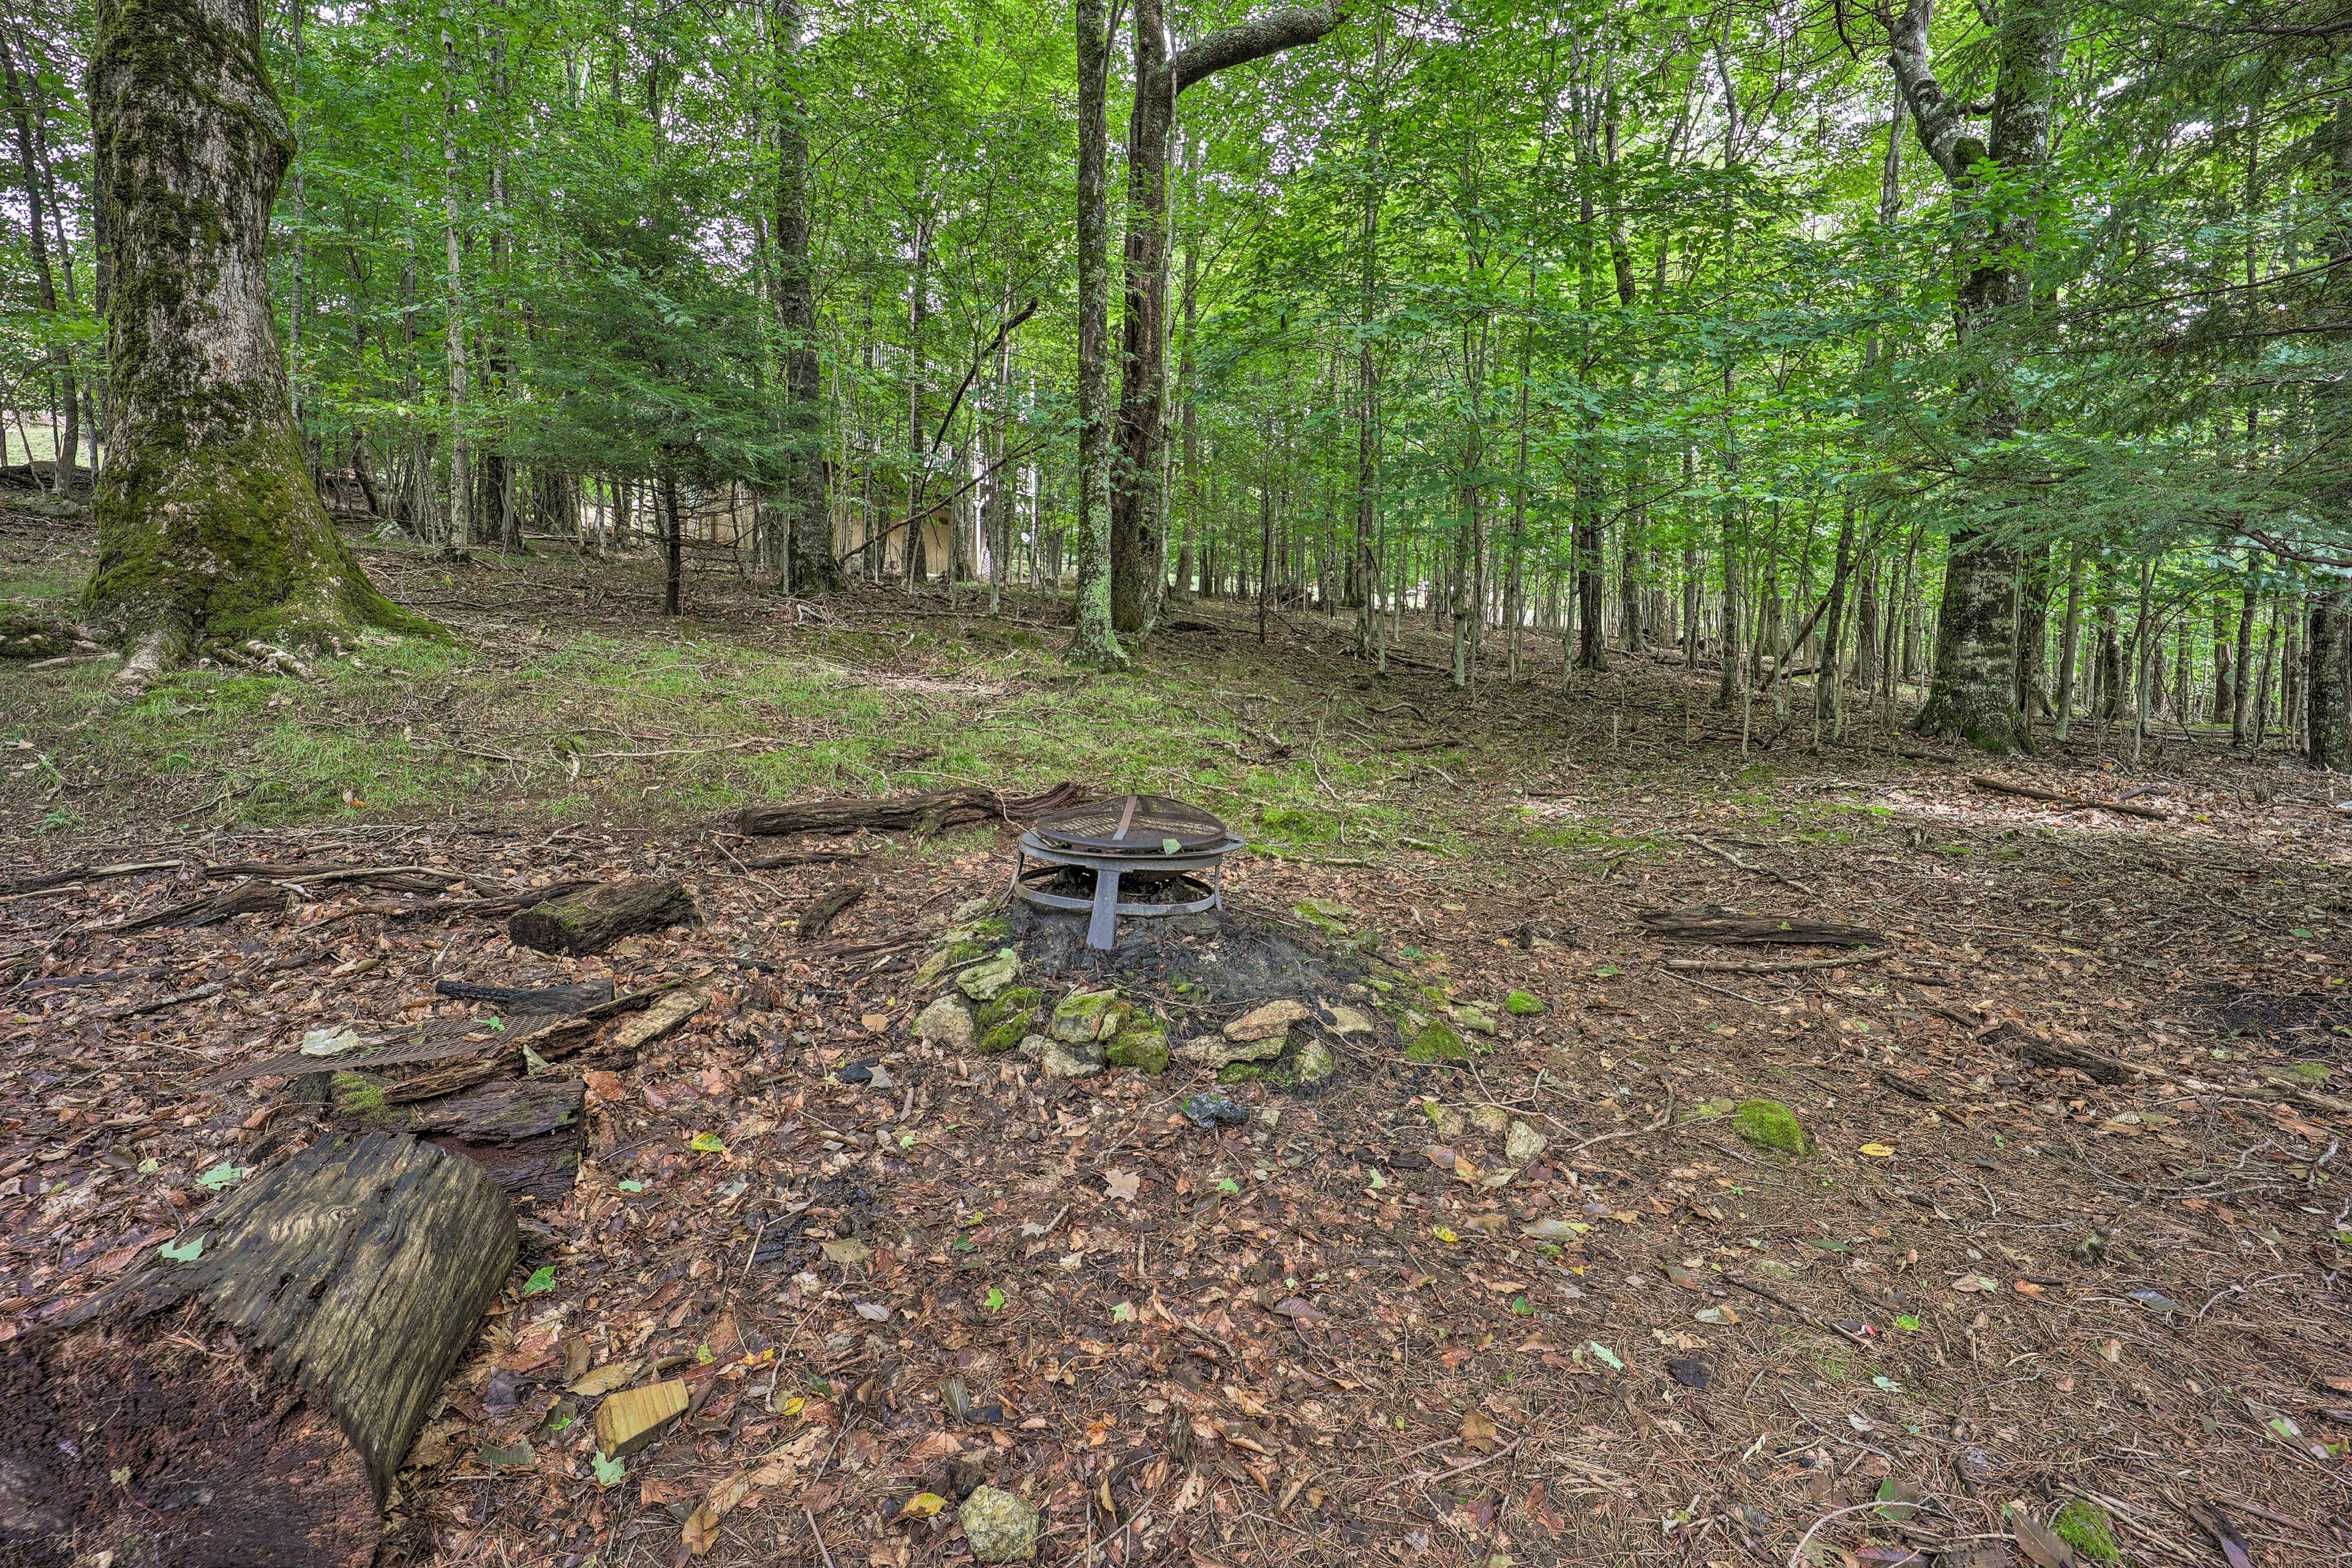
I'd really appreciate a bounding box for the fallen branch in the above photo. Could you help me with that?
[1662,951,1888,974]
[731,780,1088,838]
[1682,834,1818,894]
[1969,775,2170,821]
[1638,905,1882,947]
[796,883,865,941]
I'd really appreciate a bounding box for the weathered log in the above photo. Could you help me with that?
[328,1076,587,1205]
[81,875,293,935]
[507,877,696,956]
[0,1133,515,1567]
[730,779,1090,838]
[797,883,865,940]
[1637,905,1882,947]
[433,977,616,1014]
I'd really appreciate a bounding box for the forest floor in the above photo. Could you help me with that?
[6,500,2352,1568]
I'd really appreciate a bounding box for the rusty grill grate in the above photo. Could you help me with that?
[1032,794,1229,854]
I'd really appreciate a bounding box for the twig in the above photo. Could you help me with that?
[1684,835,1818,897]
[1654,967,1768,1009]
[1663,951,1888,974]
[1368,1436,1523,1498]
[1724,1273,1874,1350]
[804,1509,839,1568]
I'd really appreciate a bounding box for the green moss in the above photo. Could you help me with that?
[1292,897,1355,936]
[1504,991,1545,1016]
[1106,1033,1170,1072]
[2292,1061,2329,1085]
[977,1020,1028,1055]
[1406,1018,1468,1063]
[2051,1501,2120,1562]
[330,1070,388,1115]
[975,986,1040,1033]
[1734,1099,1811,1156]
[1218,1062,1264,1084]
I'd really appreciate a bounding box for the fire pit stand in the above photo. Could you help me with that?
[1012,794,1245,951]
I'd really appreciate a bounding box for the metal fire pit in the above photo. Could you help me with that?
[1014,793,1245,950]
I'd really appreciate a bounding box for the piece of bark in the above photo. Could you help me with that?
[796,883,865,941]
[1968,775,2169,821]
[1637,904,1882,947]
[328,1077,587,1205]
[0,1134,514,1567]
[507,878,696,956]
[730,779,1088,838]
[434,978,616,1014]
[1661,951,1888,974]
[594,1379,688,1459]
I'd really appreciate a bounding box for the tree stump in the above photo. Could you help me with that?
[507,877,695,956]
[0,1133,516,1568]
[328,1076,588,1205]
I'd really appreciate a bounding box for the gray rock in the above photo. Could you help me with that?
[1504,1119,1550,1164]
[1224,998,1309,1042]
[959,1485,1039,1562]
[1177,1034,1283,1068]
[1290,1037,1336,1088]
[1039,1038,1105,1079]
[957,949,1022,1002]
[914,995,975,1050]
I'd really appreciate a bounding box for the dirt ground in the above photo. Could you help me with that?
[5,518,2352,1568]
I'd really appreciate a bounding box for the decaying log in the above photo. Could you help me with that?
[0,1134,515,1567]
[434,977,616,1014]
[730,779,1089,838]
[1661,951,1887,974]
[1637,905,1883,947]
[329,1077,587,1205]
[797,883,865,940]
[1969,775,2170,821]
[80,875,294,935]
[507,877,696,956]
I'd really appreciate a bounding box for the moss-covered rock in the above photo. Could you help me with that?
[976,986,1040,1031]
[1504,990,1546,1016]
[1734,1099,1811,1155]
[1106,1031,1170,1072]
[1286,1037,1336,1091]
[1050,989,1128,1042]
[956,948,1022,1001]
[2051,1500,2120,1563]
[1406,1017,1468,1063]
[1217,1061,1265,1084]
[915,994,976,1050]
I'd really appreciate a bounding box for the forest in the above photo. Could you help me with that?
[2,0,2351,1564]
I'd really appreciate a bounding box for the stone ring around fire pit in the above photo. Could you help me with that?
[1012,793,1246,951]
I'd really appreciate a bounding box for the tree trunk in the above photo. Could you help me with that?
[1888,0,2061,752]
[1107,4,1341,636]
[1066,0,1125,668]
[772,0,837,593]
[2231,559,2260,745]
[2309,587,2351,771]
[659,467,683,615]
[0,1134,514,1567]
[81,0,423,680]
[0,30,77,496]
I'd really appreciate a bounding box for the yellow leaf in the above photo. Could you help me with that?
[897,1492,949,1520]
[1431,1227,1460,1244]
[1859,1143,1896,1158]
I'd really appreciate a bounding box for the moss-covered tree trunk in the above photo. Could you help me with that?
[81,0,425,682]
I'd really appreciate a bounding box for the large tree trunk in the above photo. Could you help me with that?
[81,0,424,682]
[1106,4,1341,636]
[1888,0,2062,753]
[1066,0,1127,668]
[772,0,839,594]
[0,1134,514,1568]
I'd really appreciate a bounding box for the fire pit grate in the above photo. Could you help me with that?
[1014,794,1244,949]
